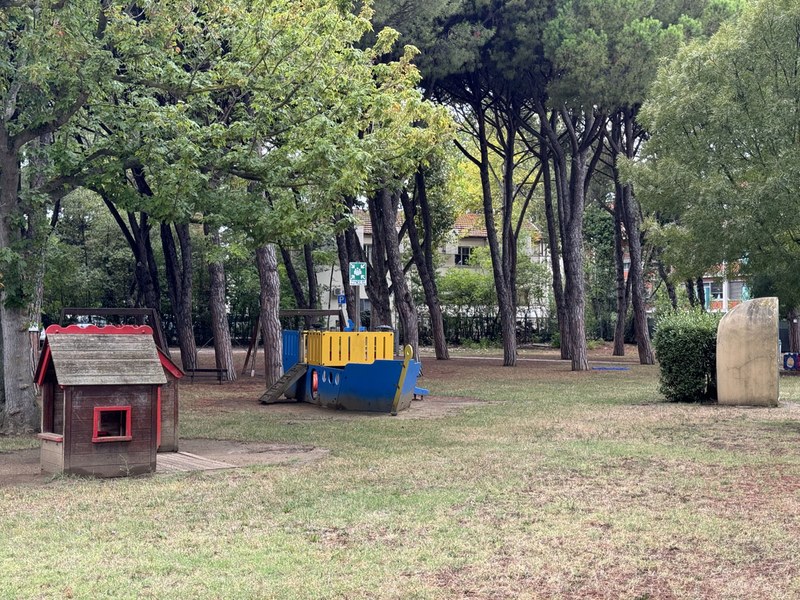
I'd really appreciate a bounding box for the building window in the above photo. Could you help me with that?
[729,281,745,301]
[363,244,372,263]
[710,281,723,300]
[455,246,472,266]
[92,406,132,443]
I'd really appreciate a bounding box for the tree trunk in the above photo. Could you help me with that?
[788,307,800,353]
[256,244,282,387]
[161,223,197,371]
[205,226,236,381]
[400,172,449,360]
[130,212,160,310]
[606,109,653,364]
[561,174,589,372]
[279,244,311,329]
[0,305,37,434]
[541,105,598,371]
[538,104,602,370]
[304,244,318,310]
[101,196,162,312]
[620,186,653,364]
[686,280,697,307]
[0,153,38,433]
[279,244,308,308]
[474,101,516,366]
[541,134,570,360]
[696,277,705,311]
[657,259,678,310]
[611,193,628,356]
[375,188,419,359]
[362,196,392,328]
[334,230,358,324]
[128,169,165,312]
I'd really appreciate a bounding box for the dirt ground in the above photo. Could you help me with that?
[1,342,644,486]
[178,339,644,420]
[4,344,531,486]
[0,440,332,487]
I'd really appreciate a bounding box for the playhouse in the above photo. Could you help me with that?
[34,324,182,477]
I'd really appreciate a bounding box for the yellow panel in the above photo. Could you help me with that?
[305,331,394,366]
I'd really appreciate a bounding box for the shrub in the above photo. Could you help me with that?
[653,310,721,402]
[550,331,560,349]
[587,339,605,350]
[461,337,501,350]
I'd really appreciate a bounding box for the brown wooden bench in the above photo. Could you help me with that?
[185,368,228,384]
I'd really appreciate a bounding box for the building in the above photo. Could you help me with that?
[317,210,550,325]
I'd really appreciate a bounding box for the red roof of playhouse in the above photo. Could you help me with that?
[35,324,183,386]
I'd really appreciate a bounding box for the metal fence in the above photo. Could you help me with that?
[161,312,553,349]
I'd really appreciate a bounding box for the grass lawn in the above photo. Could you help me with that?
[2,348,800,599]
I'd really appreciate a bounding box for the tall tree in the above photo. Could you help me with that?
[160,222,197,371]
[374,0,549,367]
[633,0,799,345]
[399,168,450,359]
[204,225,236,381]
[1,1,132,432]
[256,244,282,386]
[374,188,419,358]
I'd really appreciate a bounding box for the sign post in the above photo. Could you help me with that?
[348,262,367,330]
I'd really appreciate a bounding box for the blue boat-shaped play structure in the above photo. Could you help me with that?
[258,330,426,414]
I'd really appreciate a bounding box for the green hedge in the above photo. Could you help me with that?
[653,311,722,402]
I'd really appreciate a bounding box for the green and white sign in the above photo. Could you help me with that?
[349,261,367,286]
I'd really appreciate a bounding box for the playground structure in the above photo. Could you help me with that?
[241,309,348,377]
[58,308,183,451]
[34,324,183,477]
[259,329,427,414]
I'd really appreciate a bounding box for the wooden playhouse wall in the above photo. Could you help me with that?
[158,377,179,452]
[64,385,158,477]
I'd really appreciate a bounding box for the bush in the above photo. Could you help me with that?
[550,331,560,349]
[653,310,722,402]
[461,337,501,350]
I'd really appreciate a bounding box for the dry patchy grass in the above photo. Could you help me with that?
[2,345,799,599]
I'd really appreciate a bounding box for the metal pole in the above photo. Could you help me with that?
[355,285,361,331]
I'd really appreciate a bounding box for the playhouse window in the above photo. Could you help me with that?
[92,406,132,442]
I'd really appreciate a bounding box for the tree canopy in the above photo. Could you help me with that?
[1,0,451,432]
[633,0,800,307]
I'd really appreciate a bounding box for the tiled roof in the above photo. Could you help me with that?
[453,213,487,238]
[351,208,404,235]
[352,209,372,235]
[352,208,539,242]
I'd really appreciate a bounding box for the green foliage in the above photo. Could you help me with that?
[438,267,496,314]
[583,201,617,340]
[632,0,800,302]
[41,190,135,320]
[550,331,561,349]
[460,337,501,350]
[653,310,721,402]
[542,0,734,110]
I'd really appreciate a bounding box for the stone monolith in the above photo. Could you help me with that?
[716,297,779,406]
